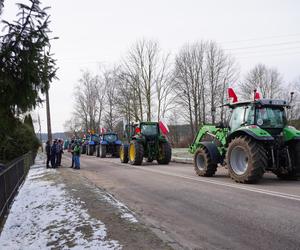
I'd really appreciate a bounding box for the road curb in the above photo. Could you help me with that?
[171,157,193,164]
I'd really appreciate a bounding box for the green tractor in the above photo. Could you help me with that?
[189,94,300,183]
[120,122,172,165]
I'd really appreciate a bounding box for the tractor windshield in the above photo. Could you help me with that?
[255,107,286,128]
[91,135,99,142]
[103,134,117,142]
[141,124,158,136]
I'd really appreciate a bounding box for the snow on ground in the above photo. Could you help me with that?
[0,156,121,250]
[101,193,138,224]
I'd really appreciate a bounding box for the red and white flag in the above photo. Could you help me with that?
[159,120,169,135]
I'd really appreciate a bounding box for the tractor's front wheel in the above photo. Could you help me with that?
[100,144,106,158]
[120,144,129,163]
[194,147,218,177]
[157,142,172,164]
[226,136,267,183]
[129,141,144,165]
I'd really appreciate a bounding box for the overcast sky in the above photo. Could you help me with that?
[1,0,300,132]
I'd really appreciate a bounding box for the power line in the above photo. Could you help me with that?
[229,46,300,56]
[235,50,300,60]
[224,40,300,51]
[220,33,300,44]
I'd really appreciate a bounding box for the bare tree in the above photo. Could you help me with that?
[239,64,282,100]
[155,53,173,121]
[73,70,101,132]
[173,42,207,136]
[285,78,300,121]
[206,41,235,124]
[102,68,119,130]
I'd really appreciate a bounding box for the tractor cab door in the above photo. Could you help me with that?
[229,105,253,132]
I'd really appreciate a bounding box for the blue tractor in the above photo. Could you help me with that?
[96,132,121,158]
[86,134,100,156]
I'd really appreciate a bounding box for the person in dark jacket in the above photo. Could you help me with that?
[51,140,57,168]
[45,140,51,168]
[56,139,63,167]
[70,139,75,168]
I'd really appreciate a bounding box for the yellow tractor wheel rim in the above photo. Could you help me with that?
[120,146,124,161]
[129,144,135,161]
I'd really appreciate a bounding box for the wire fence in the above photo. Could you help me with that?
[0,152,35,226]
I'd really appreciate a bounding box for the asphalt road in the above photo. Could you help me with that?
[63,153,300,250]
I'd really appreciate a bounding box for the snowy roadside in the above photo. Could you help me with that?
[0,154,122,250]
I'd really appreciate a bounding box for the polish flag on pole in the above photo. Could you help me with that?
[159,120,169,135]
[227,88,238,103]
[255,92,261,100]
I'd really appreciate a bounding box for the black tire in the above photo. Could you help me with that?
[226,136,267,183]
[113,145,120,158]
[194,147,218,177]
[88,145,94,156]
[120,144,129,163]
[129,141,144,165]
[157,142,172,165]
[275,141,300,180]
[86,145,89,155]
[96,145,100,157]
[100,144,106,158]
[81,145,86,154]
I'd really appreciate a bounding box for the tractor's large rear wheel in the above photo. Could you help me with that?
[194,147,217,177]
[100,144,106,158]
[81,145,86,154]
[113,145,120,158]
[96,145,100,157]
[120,144,129,163]
[226,136,267,183]
[88,145,94,156]
[129,141,144,165]
[157,142,172,164]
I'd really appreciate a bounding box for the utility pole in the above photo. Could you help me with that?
[44,50,52,143]
[44,36,58,143]
[38,113,43,152]
[45,87,52,143]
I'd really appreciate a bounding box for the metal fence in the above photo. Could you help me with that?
[0,152,35,225]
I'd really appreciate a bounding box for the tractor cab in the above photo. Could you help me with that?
[102,133,119,143]
[228,99,288,135]
[140,122,159,136]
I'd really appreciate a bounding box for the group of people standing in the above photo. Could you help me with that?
[45,139,81,169]
[45,139,64,168]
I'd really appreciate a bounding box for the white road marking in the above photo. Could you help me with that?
[73,155,300,202]
[97,158,300,202]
